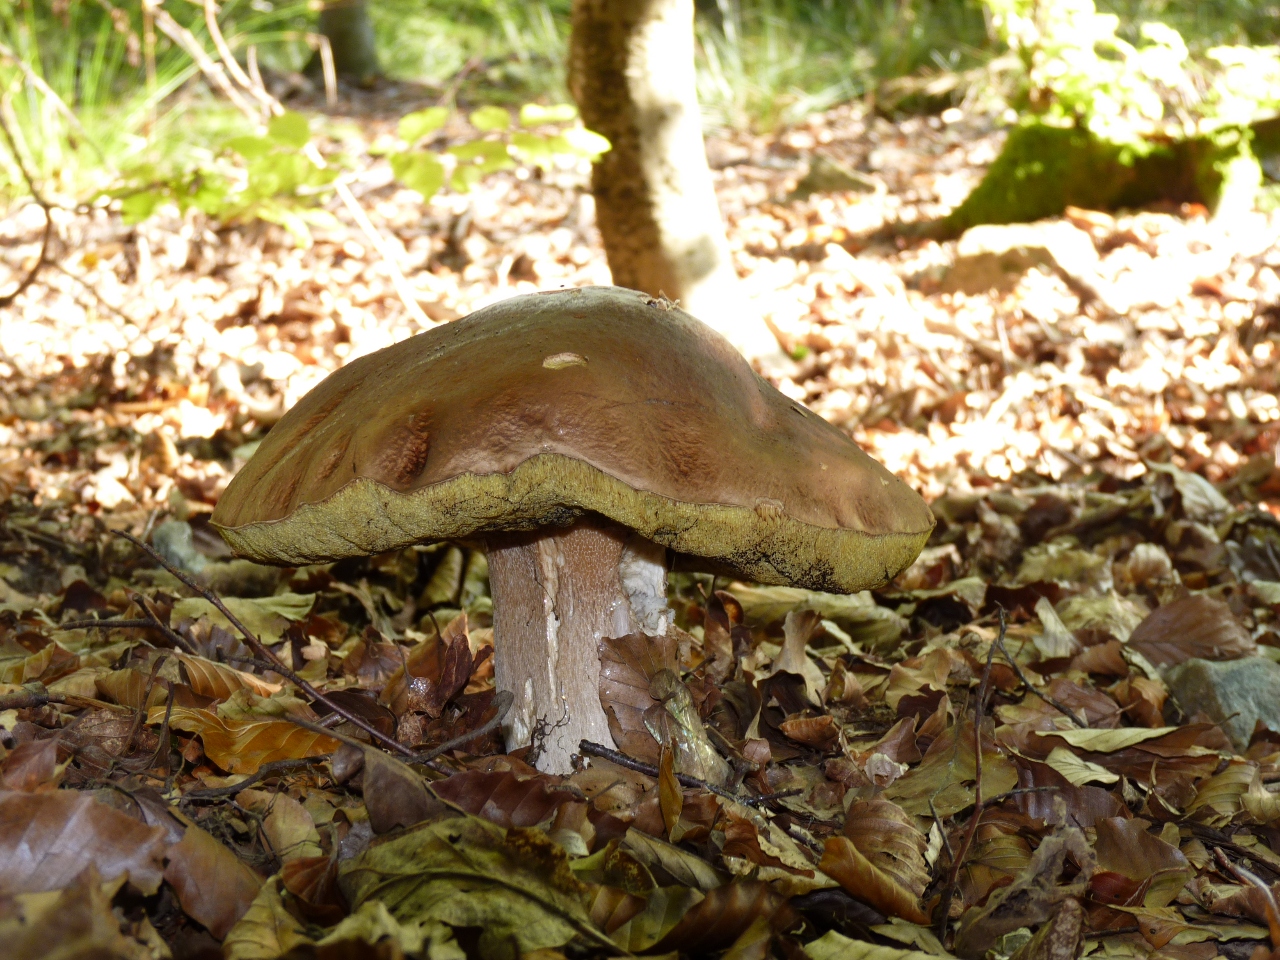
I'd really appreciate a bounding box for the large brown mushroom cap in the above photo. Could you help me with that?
[211,286,933,591]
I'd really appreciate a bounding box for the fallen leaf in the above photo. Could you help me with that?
[171,593,315,645]
[820,836,928,924]
[175,652,283,700]
[340,815,606,956]
[222,876,313,960]
[0,867,154,960]
[0,789,168,895]
[1127,595,1256,667]
[433,768,580,828]
[598,631,679,764]
[1093,817,1192,908]
[843,798,930,897]
[151,705,339,774]
[164,823,264,939]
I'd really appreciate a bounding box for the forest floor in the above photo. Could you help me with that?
[3,86,1280,960]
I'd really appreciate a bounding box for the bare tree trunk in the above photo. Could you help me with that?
[313,0,380,86]
[568,0,783,364]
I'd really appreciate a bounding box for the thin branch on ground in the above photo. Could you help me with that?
[0,94,53,307]
[114,529,423,761]
[578,740,799,807]
[183,756,329,800]
[935,606,1005,942]
[414,689,514,762]
[993,630,1087,728]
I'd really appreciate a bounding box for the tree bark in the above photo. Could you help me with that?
[568,0,783,364]
[313,0,380,86]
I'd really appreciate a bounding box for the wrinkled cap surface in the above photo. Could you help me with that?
[211,286,934,591]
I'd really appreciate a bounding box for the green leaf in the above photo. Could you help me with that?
[508,131,563,169]
[120,190,167,223]
[519,103,577,126]
[470,105,511,132]
[398,106,449,144]
[268,111,311,148]
[225,135,272,160]
[450,165,484,193]
[561,126,611,159]
[389,151,446,199]
[339,816,610,956]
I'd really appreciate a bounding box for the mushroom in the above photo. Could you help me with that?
[211,286,934,773]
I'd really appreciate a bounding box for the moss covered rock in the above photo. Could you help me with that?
[940,121,1262,236]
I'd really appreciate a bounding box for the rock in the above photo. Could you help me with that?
[788,154,881,201]
[151,520,207,575]
[940,122,1262,237]
[942,220,1104,298]
[1164,656,1280,751]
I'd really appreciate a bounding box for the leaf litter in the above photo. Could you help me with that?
[3,90,1280,960]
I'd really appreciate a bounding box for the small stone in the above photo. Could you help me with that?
[942,220,1104,299]
[788,154,880,201]
[1164,656,1280,751]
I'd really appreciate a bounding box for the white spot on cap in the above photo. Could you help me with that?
[543,352,587,370]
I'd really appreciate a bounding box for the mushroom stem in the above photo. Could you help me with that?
[486,518,672,774]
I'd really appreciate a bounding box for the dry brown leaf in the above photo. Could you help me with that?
[0,641,78,685]
[884,648,953,715]
[0,867,154,960]
[843,798,930,897]
[953,827,1094,959]
[381,612,475,719]
[0,789,168,895]
[648,881,798,955]
[768,609,827,705]
[1093,817,1193,907]
[1127,595,1256,668]
[598,631,679,764]
[433,768,580,828]
[150,705,339,774]
[1185,759,1255,823]
[883,718,1019,817]
[94,668,172,712]
[722,809,808,876]
[0,738,61,792]
[1109,676,1168,728]
[1007,897,1085,960]
[820,836,928,924]
[658,747,683,839]
[362,746,449,834]
[175,652,283,700]
[779,714,841,750]
[164,823,263,939]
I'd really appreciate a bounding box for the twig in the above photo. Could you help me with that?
[993,631,1087,728]
[1214,848,1280,947]
[146,5,259,120]
[122,654,167,756]
[414,689,514,762]
[0,94,52,307]
[0,685,63,711]
[59,618,155,631]
[285,712,450,776]
[935,606,1005,942]
[183,756,328,800]
[202,0,276,118]
[577,740,785,807]
[114,529,421,761]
